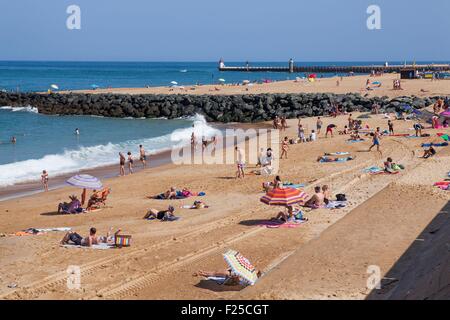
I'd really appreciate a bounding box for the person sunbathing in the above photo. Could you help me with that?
[194,268,262,286]
[192,200,209,209]
[304,186,325,208]
[317,155,354,162]
[61,227,98,247]
[422,146,436,159]
[157,187,177,199]
[144,205,176,221]
[58,195,82,214]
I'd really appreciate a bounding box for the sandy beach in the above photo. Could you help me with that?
[1,106,449,300]
[59,74,450,99]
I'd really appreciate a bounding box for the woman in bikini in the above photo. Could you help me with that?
[41,170,49,192]
[119,152,126,176]
[280,137,289,159]
[127,151,134,174]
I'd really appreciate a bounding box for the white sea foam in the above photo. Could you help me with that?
[0,114,220,187]
[0,105,39,113]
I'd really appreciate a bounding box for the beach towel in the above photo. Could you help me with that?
[146,216,180,221]
[325,201,347,209]
[370,170,400,175]
[405,135,422,139]
[421,142,449,147]
[283,182,306,189]
[325,152,350,156]
[319,157,353,163]
[61,243,115,250]
[10,227,72,236]
[363,166,383,174]
[257,220,305,228]
[434,181,450,190]
[346,139,365,144]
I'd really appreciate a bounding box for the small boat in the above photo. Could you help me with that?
[180,69,188,73]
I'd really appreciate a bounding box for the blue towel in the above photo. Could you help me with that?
[346,139,365,144]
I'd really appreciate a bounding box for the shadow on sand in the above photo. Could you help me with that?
[194,279,244,292]
[366,201,450,300]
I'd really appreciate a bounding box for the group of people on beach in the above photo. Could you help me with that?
[118,144,148,176]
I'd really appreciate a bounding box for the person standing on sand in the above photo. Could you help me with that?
[139,145,147,168]
[127,152,134,174]
[235,146,245,179]
[119,152,126,176]
[388,120,394,135]
[325,124,336,138]
[191,125,197,150]
[280,136,289,159]
[281,116,287,131]
[368,127,382,155]
[316,117,323,134]
[41,170,49,192]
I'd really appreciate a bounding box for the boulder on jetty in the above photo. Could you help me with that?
[0,92,443,123]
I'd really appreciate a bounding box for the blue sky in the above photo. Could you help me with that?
[1,0,449,61]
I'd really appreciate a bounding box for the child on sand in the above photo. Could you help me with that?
[388,120,394,135]
[41,170,49,191]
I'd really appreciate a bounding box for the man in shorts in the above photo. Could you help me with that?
[139,145,147,168]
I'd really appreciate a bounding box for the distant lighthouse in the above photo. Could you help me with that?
[219,58,225,69]
[289,58,294,73]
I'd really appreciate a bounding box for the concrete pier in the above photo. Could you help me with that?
[218,59,450,75]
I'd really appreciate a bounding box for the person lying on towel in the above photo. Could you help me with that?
[61,227,98,247]
[144,205,176,221]
[317,155,354,162]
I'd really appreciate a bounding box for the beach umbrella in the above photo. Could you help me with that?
[438,133,449,141]
[170,81,178,85]
[91,84,99,89]
[50,84,59,90]
[242,80,250,85]
[66,174,103,190]
[218,78,225,83]
[223,249,258,286]
[260,187,308,206]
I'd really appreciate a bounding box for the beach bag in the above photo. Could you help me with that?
[115,234,132,247]
[336,194,347,202]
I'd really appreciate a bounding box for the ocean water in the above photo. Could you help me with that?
[0,108,220,187]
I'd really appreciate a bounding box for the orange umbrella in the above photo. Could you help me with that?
[260,188,308,206]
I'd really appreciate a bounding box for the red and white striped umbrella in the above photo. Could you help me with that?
[260,187,308,206]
